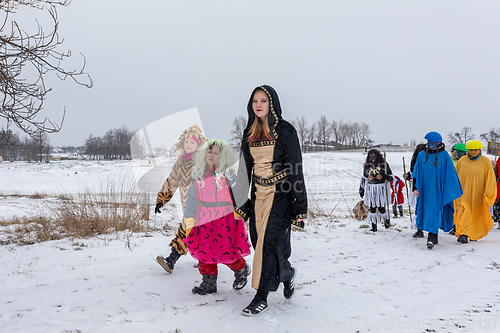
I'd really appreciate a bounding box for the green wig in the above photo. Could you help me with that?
[192,139,236,189]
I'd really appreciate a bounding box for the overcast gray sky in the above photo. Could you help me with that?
[21,0,500,147]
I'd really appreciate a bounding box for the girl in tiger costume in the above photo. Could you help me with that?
[155,124,207,273]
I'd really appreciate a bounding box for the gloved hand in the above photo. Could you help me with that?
[359,187,364,198]
[155,202,163,214]
[377,169,392,181]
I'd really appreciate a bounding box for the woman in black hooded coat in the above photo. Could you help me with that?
[234,85,307,316]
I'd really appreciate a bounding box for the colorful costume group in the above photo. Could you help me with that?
[407,133,498,248]
[154,85,307,317]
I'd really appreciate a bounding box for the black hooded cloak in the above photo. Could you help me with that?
[234,85,307,292]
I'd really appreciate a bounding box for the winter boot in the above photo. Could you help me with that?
[192,274,217,295]
[368,212,379,232]
[233,264,251,290]
[412,229,424,238]
[457,235,469,244]
[449,225,456,236]
[379,210,390,229]
[398,206,404,218]
[427,232,438,249]
[283,267,297,300]
[393,205,398,219]
[242,295,268,317]
[156,248,181,273]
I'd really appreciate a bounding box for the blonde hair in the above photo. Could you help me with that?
[192,139,236,189]
[246,114,272,143]
[246,88,273,142]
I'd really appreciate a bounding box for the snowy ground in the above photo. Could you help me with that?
[1,152,500,333]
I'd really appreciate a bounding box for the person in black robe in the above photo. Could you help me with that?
[234,85,307,316]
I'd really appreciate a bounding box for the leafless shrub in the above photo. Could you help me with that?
[46,176,153,238]
[0,175,156,245]
[29,192,47,199]
[0,215,64,245]
[57,194,72,201]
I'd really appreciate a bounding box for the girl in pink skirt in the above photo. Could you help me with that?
[184,139,252,295]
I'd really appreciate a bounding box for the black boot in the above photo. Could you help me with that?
[233,264,251,290]
[192,274,217,295]
[412,229,424,238]
[283,267,297,300]
[384,219,391,229]
[427,232,438,249]
[448,225,456,236]
[457,234,469,244]
[156,248,181,273]
[370,223,378,232]
[398,206,404,218]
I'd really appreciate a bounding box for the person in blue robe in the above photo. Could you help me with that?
[412,131,463,249]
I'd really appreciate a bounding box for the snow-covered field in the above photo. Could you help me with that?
[1,151,500,333]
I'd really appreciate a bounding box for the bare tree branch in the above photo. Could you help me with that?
[1,1,92,147]
[230,115,246,144]
[447,127,475,146]
[480,128,500,143]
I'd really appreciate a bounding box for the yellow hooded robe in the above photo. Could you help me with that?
[455,155,497,240]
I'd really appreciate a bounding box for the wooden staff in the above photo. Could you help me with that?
[402,156,413,225]
[383,147,391,225]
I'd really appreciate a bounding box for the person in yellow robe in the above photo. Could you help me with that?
[455,140,497,243]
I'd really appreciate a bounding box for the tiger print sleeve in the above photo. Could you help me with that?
[156,161,181,205]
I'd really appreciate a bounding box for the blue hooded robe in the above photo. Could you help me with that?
[413,148,463,234]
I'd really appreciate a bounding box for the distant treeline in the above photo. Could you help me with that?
[230,115,374,152]
[0,129,51,162]
[83,127,135,160]
[0,126,136,161]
